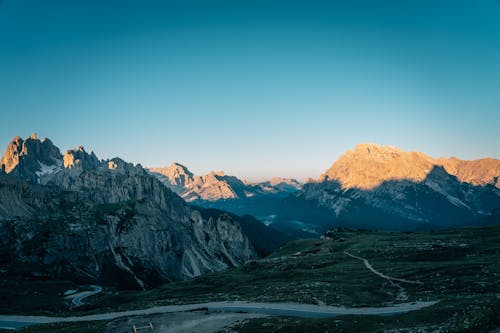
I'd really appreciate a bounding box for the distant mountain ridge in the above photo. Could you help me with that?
[318,143,500,190]
[145,144,499,238]
[2,136,498,247]
[299,143,500,230]
[148,163,301,202]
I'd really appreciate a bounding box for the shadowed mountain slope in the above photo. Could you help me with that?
[198,144,500,238]
[0,135,257,289]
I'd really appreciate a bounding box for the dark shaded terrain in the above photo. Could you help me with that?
[6,223,500,332]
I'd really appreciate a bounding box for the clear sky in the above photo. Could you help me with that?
[1,0,499,181]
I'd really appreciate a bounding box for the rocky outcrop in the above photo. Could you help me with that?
[437,157,500,188]
[149,164,301,202]
[299,144,500,228]
[149,163,195,194]
[63,146,100,170]
[0,135,256,289]
[0,134,62,183]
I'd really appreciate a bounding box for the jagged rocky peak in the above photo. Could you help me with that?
[149,162,196,194]
[0,134,62,182]
[268,177,300,186]
[150,163,194,181]
[267,177,302,189]
[258,177,302,193]
[0,137,257,288]
[0,135,24,173]
[148,164,241,201]
[63,145,100,170]
[206,170,227,179]
[105,157,144,175]
[319,143,500,190]
[320,143,436,190]
[437,156,500,188]
[149,162,302,202]
[300,143,500,226]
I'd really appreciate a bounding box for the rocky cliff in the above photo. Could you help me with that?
[0,135,256,289]
[300,143,500,228]
[0,134,62,183]
[149,164,301,202]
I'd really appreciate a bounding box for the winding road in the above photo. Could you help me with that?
[65,285,103,307]
[0,300,437,330]
[0,254,435,330]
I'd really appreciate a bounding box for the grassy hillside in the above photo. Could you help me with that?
[8,223,500,332]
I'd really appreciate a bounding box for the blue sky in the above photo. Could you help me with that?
[0,0,499,181]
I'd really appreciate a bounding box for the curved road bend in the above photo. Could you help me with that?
[66,285,103,307]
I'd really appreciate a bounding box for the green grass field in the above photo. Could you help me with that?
[6,224,500,332]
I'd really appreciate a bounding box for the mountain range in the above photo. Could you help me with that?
[148,163,301,202]
[0,134,284,289]
[153,143,500,237]
[296,143,500,231]
[1,135,499,289]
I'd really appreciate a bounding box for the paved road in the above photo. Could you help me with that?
[0,300,437,330]
[65,285,103,307]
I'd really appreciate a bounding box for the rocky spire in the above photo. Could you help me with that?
[63,146,100,170]
[0,134,62,182]
[0,136,24,174]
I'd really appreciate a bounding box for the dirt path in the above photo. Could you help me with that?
[344,251,423,285]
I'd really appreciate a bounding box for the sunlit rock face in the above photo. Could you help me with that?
[149,163,195,194]
[319,143,500,190]
[0,134,62,182]
[319,144,436,190]
[149,164,302,202]
[0,135,256,289]
[63,145,100,170]
[437,157,500,189]
[300,143,500,227]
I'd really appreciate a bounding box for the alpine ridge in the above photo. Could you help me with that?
[299,143,500,229]
[148,164,301,202]
[0,135,257,289]
[318,143,500,190]
[146,144,499,237]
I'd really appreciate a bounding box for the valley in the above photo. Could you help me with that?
[0,136,499,332]
[1,224,499,332]
[150,144,500,238]
[2,0,500,331]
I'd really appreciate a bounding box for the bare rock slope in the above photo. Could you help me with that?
[0,135,256,289]
[300,143,500,228]
[149,164,301,202]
